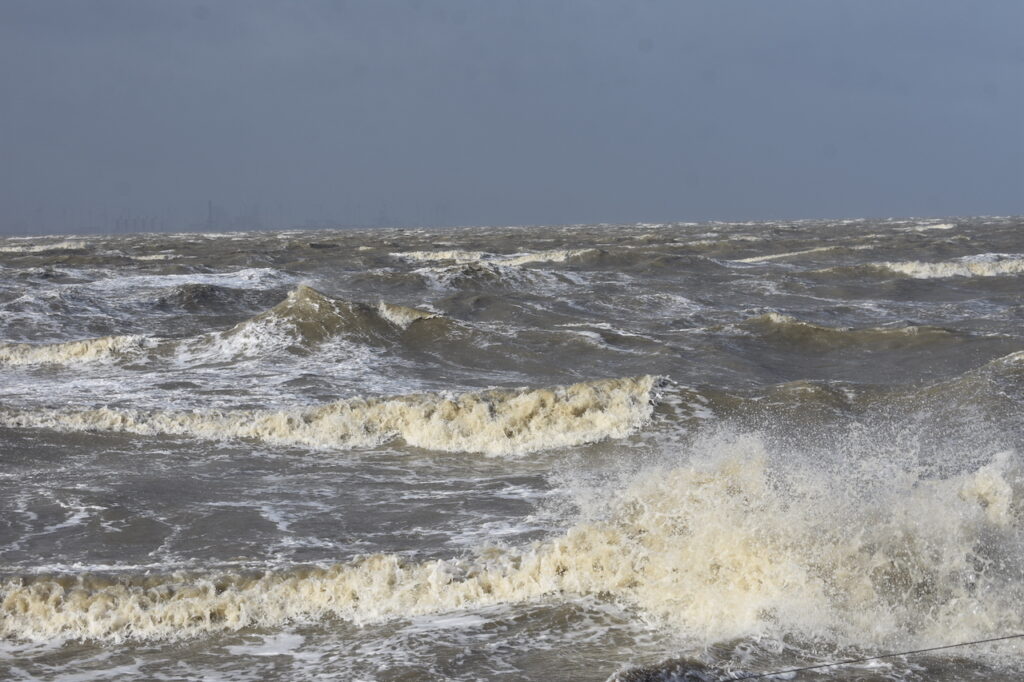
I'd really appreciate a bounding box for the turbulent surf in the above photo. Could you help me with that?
[1,216,1022,681]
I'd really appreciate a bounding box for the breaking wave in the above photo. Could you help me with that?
[213,285,442,348]
[0,286,443,367]
[0,335,151,367]
[0,376,660,455]
[3,431,1021,648]
[873,254,1024,279]
[393,248,597,267]
[411,261,577,290]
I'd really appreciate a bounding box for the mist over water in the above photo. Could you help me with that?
[2,217,1023,680]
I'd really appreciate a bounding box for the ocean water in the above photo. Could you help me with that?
[1,217,1022,681]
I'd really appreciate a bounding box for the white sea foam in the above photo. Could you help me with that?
[877,253,1024,278]
[376,302,438,329]
[85,267,291,292]
[130,253,177,261]
[0,335,151,367]
[0,376,660,456]
[3,432,1020,648]
[393,248,595,267]
[0,287,439,368]
[908,222,956,232]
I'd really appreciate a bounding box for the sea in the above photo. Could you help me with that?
[1,217,1022,681]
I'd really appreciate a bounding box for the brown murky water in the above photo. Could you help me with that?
[2,217,1023,680]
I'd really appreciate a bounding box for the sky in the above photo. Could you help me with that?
[1,0,1022,234]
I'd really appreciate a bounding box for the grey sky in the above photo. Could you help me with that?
[1,1,1021,234]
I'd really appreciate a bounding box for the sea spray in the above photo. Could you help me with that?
[3,431,1021,647]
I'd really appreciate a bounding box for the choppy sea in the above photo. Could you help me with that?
[1,217,1022,680]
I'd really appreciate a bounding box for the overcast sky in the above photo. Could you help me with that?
[1,1,1021,234]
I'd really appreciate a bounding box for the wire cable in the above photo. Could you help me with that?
[726,633,1024,680]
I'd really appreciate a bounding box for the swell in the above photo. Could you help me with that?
[737,313,960,350]
[3,431,1020,647]
[0,376,661,455]
[661,350,1024,428]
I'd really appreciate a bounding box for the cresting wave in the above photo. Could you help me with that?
[878,255,1024,278]
[393,248,597,266]
[0,286,441,367]
[0,376,660,455]
[0,335,151,367]
[212,285,441,348]
[866,254,1024,279]
[3,432,1021,647]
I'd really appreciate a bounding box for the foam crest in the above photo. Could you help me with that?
[396,249,490,263]
[4,432,1021,647]
[502,249,596,266]
[0,335,150,367]
[182,285,441,358]
[0,240,88,254]
[877,254,1024,278]
[908,222,956,232]
[376,302,438,329]
[0,376,659,455]
[394,248,596,267]
[0,287,443,368]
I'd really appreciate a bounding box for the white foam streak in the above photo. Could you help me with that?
[734,244,870,263]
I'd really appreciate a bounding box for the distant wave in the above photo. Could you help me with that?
[0,375,661,455]
[393,248,597,267]
[809,253,1024,280]
[737,313,958,350]
[0,240,88,254]
[409,260,583,291]
[874,254,1024,278]
[907,222,956,232]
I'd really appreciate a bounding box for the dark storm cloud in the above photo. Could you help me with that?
[1,0,1021,234]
